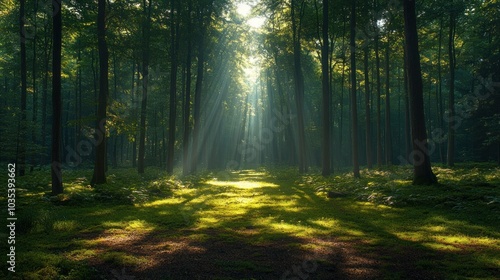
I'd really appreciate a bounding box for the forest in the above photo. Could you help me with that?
[1,0,499,279]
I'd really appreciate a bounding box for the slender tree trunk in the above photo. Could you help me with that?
[375,29,383,167]
[338,19,347,166]
[167,0,180,174]
[138,0,151,174]
[437,17,445,163]
[364,46,373,169]
[19,0,27,176]
[51,0,63,194]
[274,58,289,163]
[91,50,98,116]
[403,57,411,161]
[91,0,109,185]
[191,14,206,173]
[385,39,393,165]
[183,0,193,175]
[132,62,139,167]
[321,0,331,175]
[446,7,456,167]
[350,0,360,177]
[31,0,38,171]
[111,53,118,168]
[291,0,307,173]
[41,13,51,165]
[76,43,82,152]
[267,69,279,163]
[403,0,437,185]
[339,58,345,164]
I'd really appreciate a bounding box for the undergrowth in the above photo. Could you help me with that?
[0,163,498,279]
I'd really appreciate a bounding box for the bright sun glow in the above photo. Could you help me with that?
[247,17,266,29]
[236,3,252,17]
[235,2,266,92]
[236,2,266,29]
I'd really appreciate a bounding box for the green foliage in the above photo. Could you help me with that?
[313,164,500,210]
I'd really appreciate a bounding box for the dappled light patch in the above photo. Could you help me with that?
[205,179,278,189]
[124,219,156,231]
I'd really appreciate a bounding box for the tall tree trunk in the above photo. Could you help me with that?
[132,62,139,168]
[76,42,82,154]
[266,69,279,163]
[446,7,456,167]
[41,19,51,165]
[31,0,38,171]
[403,0,437,185]
[91,0,109,185]
[338,19,347,166]
[291,0,307,173]
[363,46,373,169]
[375,28,383,167]
[19,0,27,176]
[385,39,393,165]
[51,0,63,194]
[111,53,118,168]
[167,0,180,174]
[138,0,152,174]
[403,48,411,160]
[339,57,345,164]
[350,0,360,178]
[437,17,445,163]
[183,0,193,175]
[191,13,206,173]
[321,0,331,175]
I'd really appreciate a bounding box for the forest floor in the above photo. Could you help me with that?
[1,163,499,279]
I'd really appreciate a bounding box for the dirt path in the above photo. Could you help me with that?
[89,170,441,279]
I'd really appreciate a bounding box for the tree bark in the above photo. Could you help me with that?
[321,0,331,176]
[385,39,393,164]
[19,0,27,176]
[446,6,456,167]
[31,0,39,171]
[437,17,445,163]
[350,0,360,178]
[132,62,139,167]
[51,0,63,194]
[91,0,109,185]
[183,0,193,175]
[363,46,373,169]
[191,10,207,173]
[41,17,51,165]
[403,0,437,185]
[167,0,180,174]
[291,0,307,173]
[138,0,152,174]
[375,28,383,167]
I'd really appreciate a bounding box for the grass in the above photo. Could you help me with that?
[0,163,499,279]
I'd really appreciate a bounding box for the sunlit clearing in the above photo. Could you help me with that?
[205,180,278,189]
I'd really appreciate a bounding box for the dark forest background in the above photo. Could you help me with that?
[1,0,499,185]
